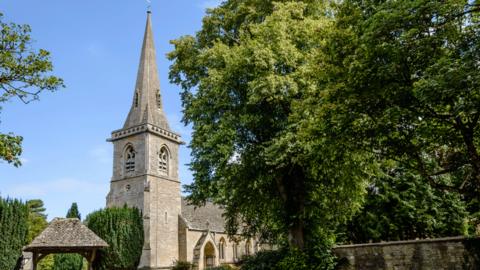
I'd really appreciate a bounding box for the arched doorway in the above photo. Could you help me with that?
[204,242,216,268]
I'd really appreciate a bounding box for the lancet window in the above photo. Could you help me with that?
[219,238,226,260]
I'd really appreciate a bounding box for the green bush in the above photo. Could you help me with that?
[52,253,83,270]
[207,265,236,270]
[0,197,29,270]
[86,206,144,270]
[241,250,282,270]
[172,261,193,270]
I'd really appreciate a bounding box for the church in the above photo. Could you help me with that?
[105,12,263,270]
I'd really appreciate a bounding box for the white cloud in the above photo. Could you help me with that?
[199,0,222,9]
[5,178,106,198]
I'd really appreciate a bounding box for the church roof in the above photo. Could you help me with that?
[123,11,170,130]
[181,198,226,232]
[24,218,108,252]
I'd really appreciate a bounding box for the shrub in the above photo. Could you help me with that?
[207,265,237,270]
[172,261,193,270]
[0,197,29,270]
[86,206,144,270]
[241,250,283,270]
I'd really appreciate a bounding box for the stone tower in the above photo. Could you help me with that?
[106,11,182,269]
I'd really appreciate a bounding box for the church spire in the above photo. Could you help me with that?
[123,11,170,130]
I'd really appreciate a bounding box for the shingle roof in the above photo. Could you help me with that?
[181,198,226,232]
[24,218,108,252]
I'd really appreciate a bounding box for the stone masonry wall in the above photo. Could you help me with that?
[334,237,480,270]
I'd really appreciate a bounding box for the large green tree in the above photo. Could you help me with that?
[0,13,63,167]
[169,0,368,255]
[315,0,480,221]
[282,0,480,243]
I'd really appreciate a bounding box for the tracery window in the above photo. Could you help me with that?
[125,146,136,172]
[159,147,169,175]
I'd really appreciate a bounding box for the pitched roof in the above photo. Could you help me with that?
[24,218,108,252]
[181,198,226,232]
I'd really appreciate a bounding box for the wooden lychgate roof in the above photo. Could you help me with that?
[24,218,108,252]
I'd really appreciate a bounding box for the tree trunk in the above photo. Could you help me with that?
[276,165,307,250]
[289,222,305,250]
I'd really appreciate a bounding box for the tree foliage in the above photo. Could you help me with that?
[52,202,83,270]
[86,206,144,270]
[0,197,29,270]
[169,0,480,258]
[169,0,369,255]
[26,199,48,243]
[344,162,470,243]
[26,199,53,270]
[313,0,480,227]
[66,202,81,220]
[0,12,63,167]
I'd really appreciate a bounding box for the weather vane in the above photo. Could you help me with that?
[146,0,152,12]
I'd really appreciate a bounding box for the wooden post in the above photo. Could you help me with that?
[88,249,97,270]
[31,253,37,270]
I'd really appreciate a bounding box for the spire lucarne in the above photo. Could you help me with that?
[123,11,170,130]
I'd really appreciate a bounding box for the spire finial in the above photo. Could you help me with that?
[146,0,152,13]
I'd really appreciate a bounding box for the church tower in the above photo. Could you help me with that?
[107,11,182,269]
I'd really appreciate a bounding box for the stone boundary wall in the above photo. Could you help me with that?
[333,236,480,270]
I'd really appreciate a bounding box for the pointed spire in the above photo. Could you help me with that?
[123,11,170,130]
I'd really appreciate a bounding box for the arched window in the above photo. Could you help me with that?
[233,243,238,260]
[125,145,136,172]
[159,147,168,175]
[134,92,139,107]
[219,238,226,260]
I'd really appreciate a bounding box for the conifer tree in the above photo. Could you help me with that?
[86,206,144,270]
[52,203,83,270]
[0,197,29,270]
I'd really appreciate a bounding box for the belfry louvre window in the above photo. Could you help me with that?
[125,146,136,172]
[159,147,168,175]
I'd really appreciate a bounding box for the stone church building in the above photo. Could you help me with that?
[106,12,263,270]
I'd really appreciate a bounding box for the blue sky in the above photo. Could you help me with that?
[0,0,220,220]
